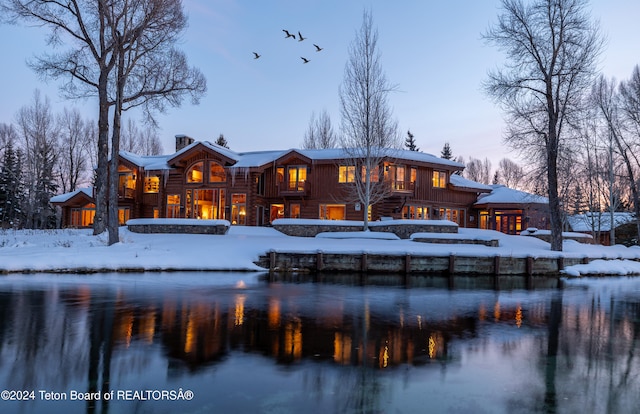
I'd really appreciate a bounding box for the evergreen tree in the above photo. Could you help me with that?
[0,141,25,228]
[492,171,500,185]
[405,130,419,151]
[215,134,229,149]
[441,142,453,159]
[33,142,58,229]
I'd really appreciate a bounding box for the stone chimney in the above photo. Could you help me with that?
[175,134,195,152]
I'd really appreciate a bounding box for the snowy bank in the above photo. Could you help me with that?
[0,226,639,274]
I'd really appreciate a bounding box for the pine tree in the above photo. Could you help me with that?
[405,130,419,151]
[0,141,25,228]
[215,134,229,149]
[441,142,453,160]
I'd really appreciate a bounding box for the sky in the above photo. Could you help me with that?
[0,0,639,167]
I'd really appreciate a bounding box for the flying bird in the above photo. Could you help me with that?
[282,29,296,39]
[298,31,305,41]
[313,44,323,52]
[252,52,261,59]
[301,57,310,64]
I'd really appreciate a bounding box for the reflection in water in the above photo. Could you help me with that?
[0,274,639,413]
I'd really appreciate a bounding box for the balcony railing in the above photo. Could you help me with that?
[388,180,415,194]
[278,180,310,197]
[120,186,135,199]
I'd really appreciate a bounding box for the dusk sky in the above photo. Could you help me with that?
[1,0,639,166]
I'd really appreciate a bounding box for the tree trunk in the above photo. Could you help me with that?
[107,43,125,246]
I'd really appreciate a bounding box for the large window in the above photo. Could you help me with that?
[187,162,204,183]
[319,204,346,220]
[186,189,225,219]
[433,171,447,188]
[287,166,307,191]
[70,204,96,227]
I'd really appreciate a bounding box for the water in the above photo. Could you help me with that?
[0,272,639,414]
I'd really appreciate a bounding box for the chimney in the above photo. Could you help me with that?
[175,134,195,152]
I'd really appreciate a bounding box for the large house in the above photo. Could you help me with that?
[51,135,550,234]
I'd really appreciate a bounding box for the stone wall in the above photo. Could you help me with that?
[127,219,229,235]
[272,219,458,239]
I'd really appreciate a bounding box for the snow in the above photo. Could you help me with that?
[316,231,400,240]
[0,224,639,276]
[449,174,493,192]
[475,185,549,205]
[49,187,92,203]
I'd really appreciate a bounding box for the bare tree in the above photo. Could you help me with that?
[616,67,640,242]
[57,107,92,193]
[3,0,205,244]
[483,0,603,251]
[121,118,163,155]
[105,0,206,245]
[339,10,399,230]
[302,110,337,149]
[14,90,59,229]
[464,157,492,185]
[2,0,120,235]
[497,158,525,189]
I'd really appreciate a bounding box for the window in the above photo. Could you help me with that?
[276,167,285,184]
[361,165,380,183]
[439,208,465,226]
[70,204,95,227]
[287,166,307,191]
[339,166,355,183]
[319,204,346,220]
[185,189,225,219]
[410,168,417,188]
[231,193,247,225]
[385,164,406,190]
[270,204,284,222]
[187,162,204,183]
[290,203,300,218]
[256,173,265,196]
[209,162,226,182]
[144,176,160,193]
[167,194,180,218]
[403,205,430,220]
[118,207,130,225]
[433,170,447,188]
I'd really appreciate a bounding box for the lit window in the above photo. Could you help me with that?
[167,194,180,218]
[339,166,355,183]
[319,204,346,220]
[144,176,160,193]
[287,166,307,191]
[209,162,226,182]
[187,162,203,183]
[433,171,447,188]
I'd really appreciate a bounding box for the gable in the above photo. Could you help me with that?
[167,141,239,168]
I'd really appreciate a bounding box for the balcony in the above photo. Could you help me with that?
[387,180,415,195]
[278,180,310,197]
[120,186,136,199]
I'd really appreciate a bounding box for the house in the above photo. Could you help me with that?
[51,135,549,233]
[567,212,636,245]
[474,185,550,235]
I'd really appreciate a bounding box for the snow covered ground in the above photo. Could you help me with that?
[0,225,639,277]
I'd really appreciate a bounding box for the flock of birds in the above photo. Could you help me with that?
[252,29,323,63]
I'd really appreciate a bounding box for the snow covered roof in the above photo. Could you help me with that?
[567,212,635,232]
[475,185,548,205]
[120,151,171,170]
[449,174,493,192]
[50,187,93,203]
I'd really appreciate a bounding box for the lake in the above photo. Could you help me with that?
[0,272,639,414]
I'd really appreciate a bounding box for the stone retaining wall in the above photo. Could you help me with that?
[127,219,229,235]
[272,219,458,239]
